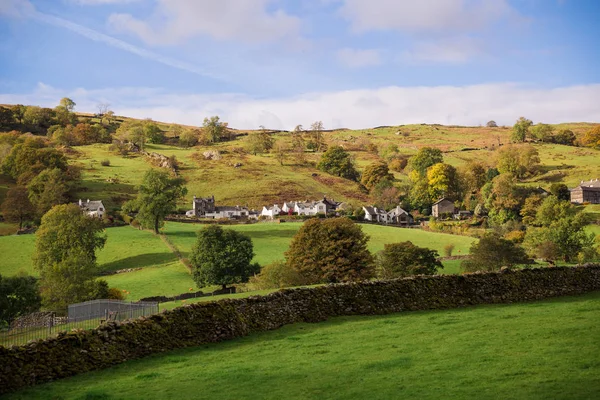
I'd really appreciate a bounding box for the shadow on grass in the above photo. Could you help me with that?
[100,252,178,272]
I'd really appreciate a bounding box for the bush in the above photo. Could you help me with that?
[504,230,525,243]
[107,288,126,300]
[247,260,303,290]
[100,159,110,167]
[376,241,443,279]
[443,243,455,257]
[388,158,407,172]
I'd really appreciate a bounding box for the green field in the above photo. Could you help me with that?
[7,291,600,400]
[0,222,475,300]
[163,221,475,265]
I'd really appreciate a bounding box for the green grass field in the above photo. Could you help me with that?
[7,291,600,400]
[163,221,475,265]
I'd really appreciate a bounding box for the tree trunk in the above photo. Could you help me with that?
[154,217,159,234]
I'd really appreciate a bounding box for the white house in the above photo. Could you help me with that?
[388,206,413,225]
[294,200,327,216]
[364,205,412,225]
[363,206,388,222]
[76,199,105,218]
[205,206,249,219]
[281,202,295,213]
[261,204,282,219]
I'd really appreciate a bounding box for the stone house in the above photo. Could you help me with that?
[186,195,250,219]
[76,199,105,218]
[387,206,413,225]
[432,198,455,218]
[571,179,600,204]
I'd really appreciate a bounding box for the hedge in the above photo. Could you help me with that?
[1,264,600,395]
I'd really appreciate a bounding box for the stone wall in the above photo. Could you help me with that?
[1,265,600,395]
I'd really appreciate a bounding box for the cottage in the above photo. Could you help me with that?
[190,195,215,217]
[76,199,105,218]
[294,200,327,216]
[432,198,455,218]
[281,202,295,214]
[362,206,390,223]
[388,206,413,225]
[571,179,600,204]
[186,195,250,219]
[261,204,282,219]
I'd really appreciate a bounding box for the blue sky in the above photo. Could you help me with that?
[0,0,599,129]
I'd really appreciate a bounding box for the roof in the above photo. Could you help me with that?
[363,206,376,215]
[579,179,600,187]
[574,186,600,192]
[76,200,104,212]
[432,198,453,206]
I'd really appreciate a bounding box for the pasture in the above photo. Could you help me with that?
[7,290,600,400]
[0,222,476,300]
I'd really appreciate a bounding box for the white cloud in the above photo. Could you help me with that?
[0,0,34,17]
[3,83,599,130]
[108,0,302,45]
[338,0,515,34]
[401,37,483,64]
[336,48,382,68]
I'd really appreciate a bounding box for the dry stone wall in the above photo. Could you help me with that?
[1,265,600,395]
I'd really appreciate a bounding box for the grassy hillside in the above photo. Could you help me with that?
[7,291,600,400]
[61,121,600,211]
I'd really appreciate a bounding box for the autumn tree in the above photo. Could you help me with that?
[291,125,306,164]
[581,126,600,149]
[272,140,288,166]
[27,168,75,218]
[309,121,325,152]
[285,218,374,284]
[317,145,359,181]
[33,204,107,309]
[520,194,544,225]
[529,123,554,142]
[246,127,274,155]
[1,186,35,229]
[124,169,187,234]
[426,162,461,201]
[379,143,399,161]
[551,129,576,146]
[376,241,443,278]
[461,233,531,272]
[1,139,69,183]
[361,161,394,190]
[10,104,26,124]
[115,120,146,151]
[371,179,401,210]
[511,117,532,143]
[190,225,259,290]
[482,174,526,224]
[407,147,443,175]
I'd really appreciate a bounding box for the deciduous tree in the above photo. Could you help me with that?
[376,241,443,278]
[426,162,461,201]
[124,169,187,234]
[1,186,35,229]
[0,273,41,327]
[285,218,374,284]
[203,116,226,144]
[581,126,600,149]
[461,233,531,272]
[361,161,394,190]
[317,145,359,181]
[190,225,258,290]
[407,147,443,176]
[496,144,540,179]
[511,117,532,143]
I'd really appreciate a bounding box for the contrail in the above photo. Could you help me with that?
[30,10,227,81]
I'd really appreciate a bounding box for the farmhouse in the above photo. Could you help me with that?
[75,199,105,218]
[570,179,600,204]
[388,206,414,225]
[186,195,252,219]
[364,205,413,225]
[432,198,455,218]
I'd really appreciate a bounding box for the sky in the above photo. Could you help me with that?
[0,0,599,130]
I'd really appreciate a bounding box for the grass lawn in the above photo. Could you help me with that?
[163,221,476,266]
[8,291,600,400]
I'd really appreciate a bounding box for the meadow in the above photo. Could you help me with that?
[0,222,476,301]
[6,290,600,400]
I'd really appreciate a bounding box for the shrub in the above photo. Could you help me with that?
[107,287,126,300]
[504,230,525,243]
[388,157,408,172]
[443,243,455,257]
[100,159,110,167]
[247,260,303,290]
[462,233,532,272]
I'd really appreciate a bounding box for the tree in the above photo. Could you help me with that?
[581,126,600,149]
[248,260,303,290]
[179,129,198,148]
[97,103,110,116]
[144,121,165,144]
[285,218,374,284]
[462,161,487,193]
[534,196,578,227]
[361,161,394,190]
[317,145,359,181]
[551,129,576,146]
[1,186,35,229]
[372,181,400,210]
[11,104,26,125]
[549,183,571,201]
[520,194,544,225]
[486,120,498,128]
[407,147,443,176]
[496,144,540,179]
[511,117,532,143]
[116,120,146,151]
[203,116,226,143]
[376,241,443,278]
[2,139,69,183]
[426,162,461,201]
[59,97,76,112]
[0,106,14,129]
[461,233,531,272]
[22,106,55,132]
[246,129,274,155]
[0,274,41,327]
[530,123,554,142]
[190,225,258,290]
[124,169,187,234]
[379,143,399,161]
[291,125,306,164]
[309,121,325,152]
[272,140,288,166]
[34,204,107,309]
[27,168,72,218]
